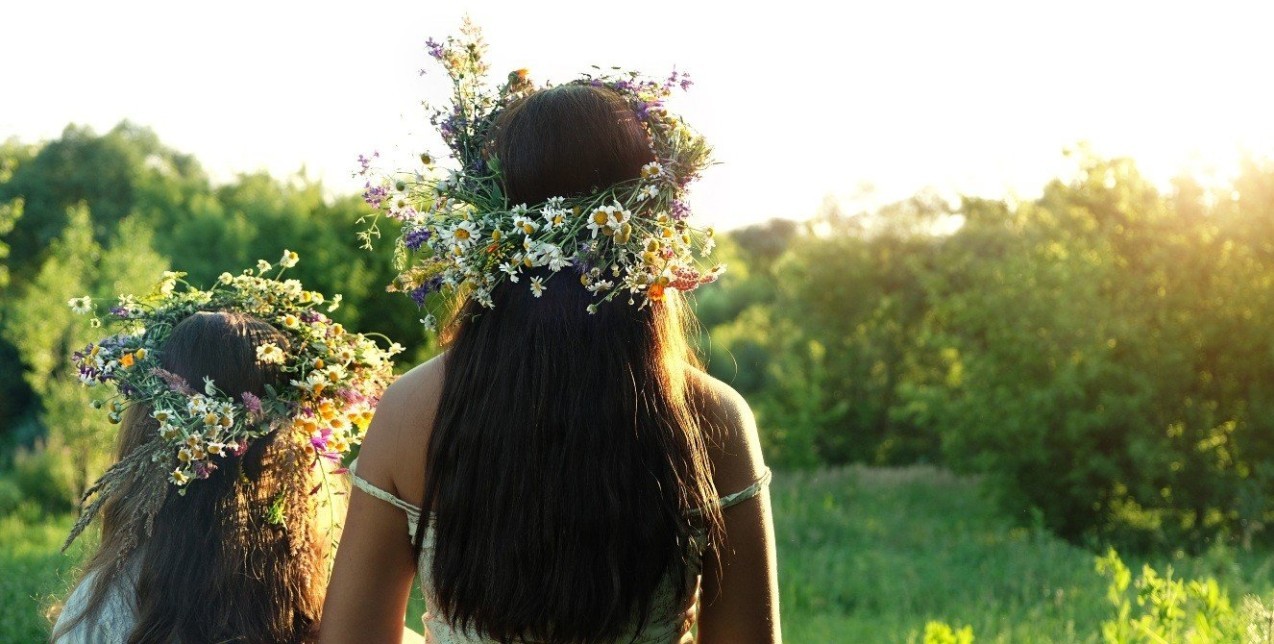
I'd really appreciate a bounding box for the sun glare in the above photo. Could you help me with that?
[2,1,1272,230]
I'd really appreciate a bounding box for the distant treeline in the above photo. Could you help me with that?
[3,123,1273,551]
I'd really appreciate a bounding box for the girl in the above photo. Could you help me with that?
[54,262,398,643]
[322,30,779,644]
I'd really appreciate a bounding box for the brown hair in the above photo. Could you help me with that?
[53,311,333,643]
[419,84,723,642]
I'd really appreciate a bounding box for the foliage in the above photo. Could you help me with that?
[1092,548,1274,643]
[700,152,1274,549]
[0,124,435,509]
[923,621,975,644]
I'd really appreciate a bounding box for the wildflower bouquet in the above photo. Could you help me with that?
[358,20,724,328]
[65,252,401,547]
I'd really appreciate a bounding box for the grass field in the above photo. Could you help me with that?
[4,466,1274,642]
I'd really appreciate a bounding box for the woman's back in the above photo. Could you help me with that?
[327,357,777,643]
[321,27,778,643]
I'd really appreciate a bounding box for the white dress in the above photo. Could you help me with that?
[351,467,772,644]
[52,565,138,643]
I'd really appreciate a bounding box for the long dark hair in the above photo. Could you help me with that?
[54,311,330,643]
[418,84,724,642]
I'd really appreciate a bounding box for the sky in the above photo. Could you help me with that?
[4,0,1274,230]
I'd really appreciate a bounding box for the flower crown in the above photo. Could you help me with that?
[70,252,401,494]
[358,21,723,329]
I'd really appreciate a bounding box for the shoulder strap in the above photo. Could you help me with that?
[717,468,773,510]
[350,470,423,516]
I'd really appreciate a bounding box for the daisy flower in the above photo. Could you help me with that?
[68,296,92,314]
[529,276,546,298]
[256,342,286,365]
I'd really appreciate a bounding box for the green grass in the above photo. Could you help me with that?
[772,465,1274,642]
[0,510,91,643]
[5,467,1274,642]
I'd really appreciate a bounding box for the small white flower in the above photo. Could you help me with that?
[512,215,538,235]
[256,342,286,365]
[447,220,481,247]
[529,276,546,298]
[636,185,660,202]
[203,376,219,396]
[278,249,299,268]
[257,259,272,273]
[68,296,92,314]
[328,293,343,312]
[545,196,565,208]
[218,272,234,285]
[640,162,663,179]
[420,314,438,330]
[499,262,521,283]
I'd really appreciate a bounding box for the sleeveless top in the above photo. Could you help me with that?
[52,564,139,643]
[352,466,772,644]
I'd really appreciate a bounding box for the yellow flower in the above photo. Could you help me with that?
[282,314,300,329]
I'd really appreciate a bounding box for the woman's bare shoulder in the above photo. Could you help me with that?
[685,367,767,495]
[358,353,446,504]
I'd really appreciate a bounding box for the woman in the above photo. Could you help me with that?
[322,39,779,643]
[54,261,398,643]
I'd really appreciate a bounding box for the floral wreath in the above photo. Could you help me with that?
[357,20,723,329]
[63,251,401,547]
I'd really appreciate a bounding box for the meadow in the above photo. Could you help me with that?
[6,465,1273,643]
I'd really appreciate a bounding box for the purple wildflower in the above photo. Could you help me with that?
[356,151,379,176]
[426,38,445,60]
[670,199,692,221]
[408,277,443,306]
[109,306,129,318]
[310,429,332,453]
[666,69,693,92]
[241,392,263,415]
[194,461,218,479]
[403,226,431,251]
[363,182,389,209]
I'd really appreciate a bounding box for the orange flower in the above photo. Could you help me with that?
[647,283,666,302]
[120,352,136,368]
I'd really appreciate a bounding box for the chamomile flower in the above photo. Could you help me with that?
[68,296,92,314]
[218,272,235,285]
[256,343,286,365]
[529,276,546,298]
[257,259,272,273]
[499,262,521,282]
[640,162,663,179]
[279,249,299,268]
